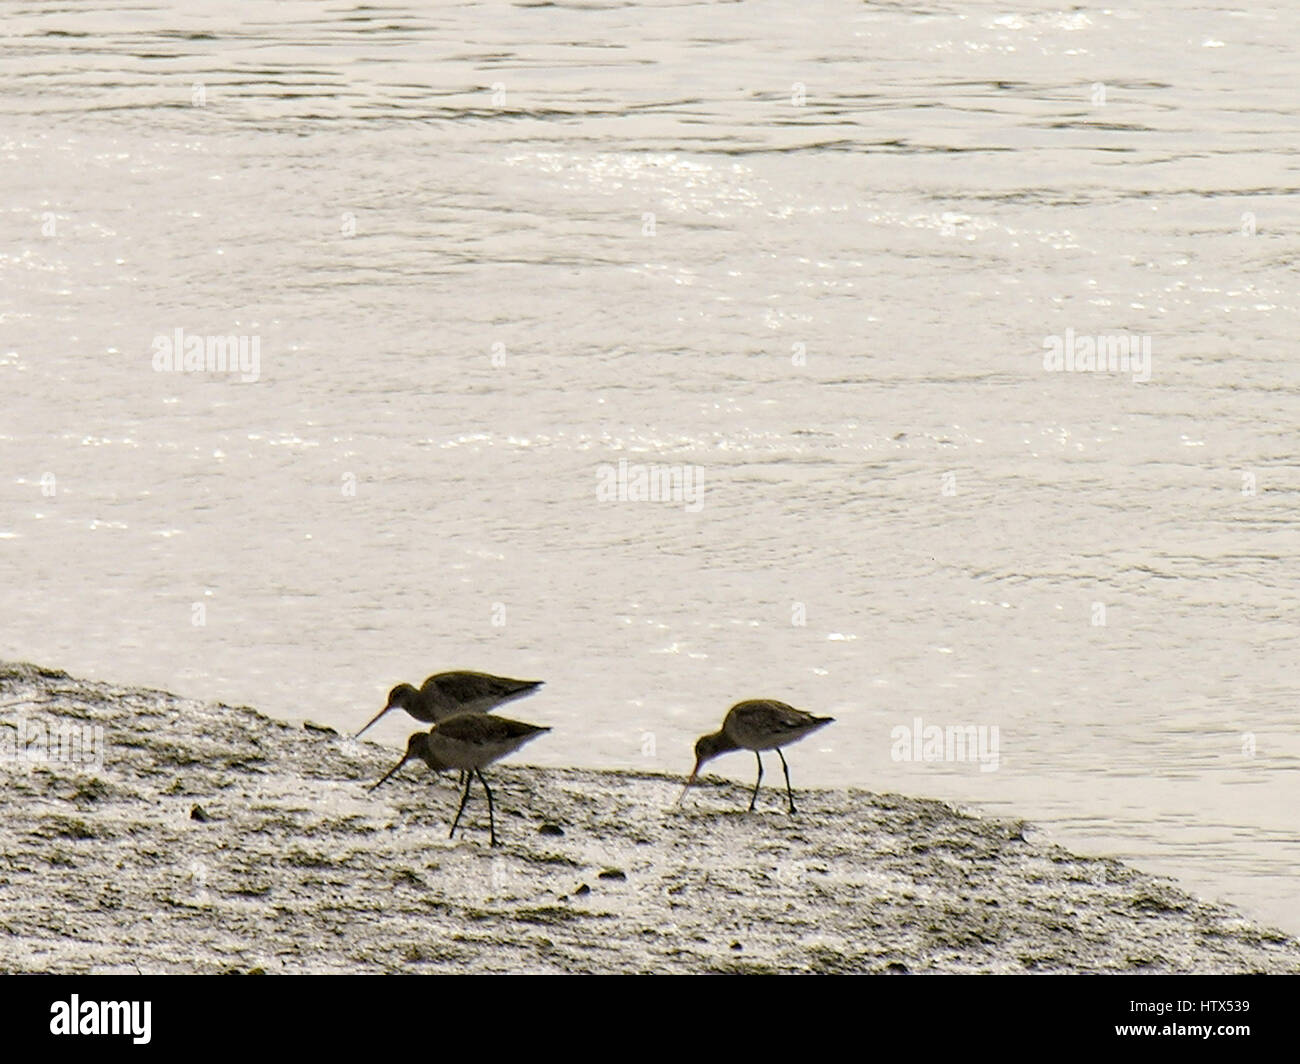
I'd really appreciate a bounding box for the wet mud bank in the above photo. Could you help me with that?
[1,662,1295,974]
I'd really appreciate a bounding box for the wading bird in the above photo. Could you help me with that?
[679,699,833,814]
[353,671,543,739]
[369,714,550,846]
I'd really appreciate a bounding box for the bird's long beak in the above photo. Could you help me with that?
[354,703,394,740]
[677,761,702,805]
[368,752,410,792]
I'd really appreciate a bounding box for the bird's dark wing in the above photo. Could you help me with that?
[730,699,821,734]
[426,671,539,705]
[436,713,550,743]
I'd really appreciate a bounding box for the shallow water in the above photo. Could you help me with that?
[2,1,1297,935]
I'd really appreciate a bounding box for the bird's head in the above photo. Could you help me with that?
[353,683,419,740]
[368,732,430,792]
[677,731,730,805]
[386,683,419,712]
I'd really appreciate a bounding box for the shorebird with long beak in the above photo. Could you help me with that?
[354,671,543,739]
[369,714,550,846]
[679,699,833,814]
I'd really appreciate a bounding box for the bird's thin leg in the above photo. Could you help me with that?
[449,771,473,839]
[476,769,498,847]
[748,751,764,812]
[777,748,796,814]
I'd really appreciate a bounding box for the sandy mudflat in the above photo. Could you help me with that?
[0,661,1295,975]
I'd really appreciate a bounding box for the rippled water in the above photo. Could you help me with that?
[2,1,1298,935]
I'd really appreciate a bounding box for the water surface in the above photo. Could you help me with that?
[2,1,1297,933]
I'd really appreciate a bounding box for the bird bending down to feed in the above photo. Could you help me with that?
[369,714,550,846]
[353,670,543,739]
[679,699,834,814]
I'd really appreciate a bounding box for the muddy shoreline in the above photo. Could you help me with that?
[1,661,1295,974]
